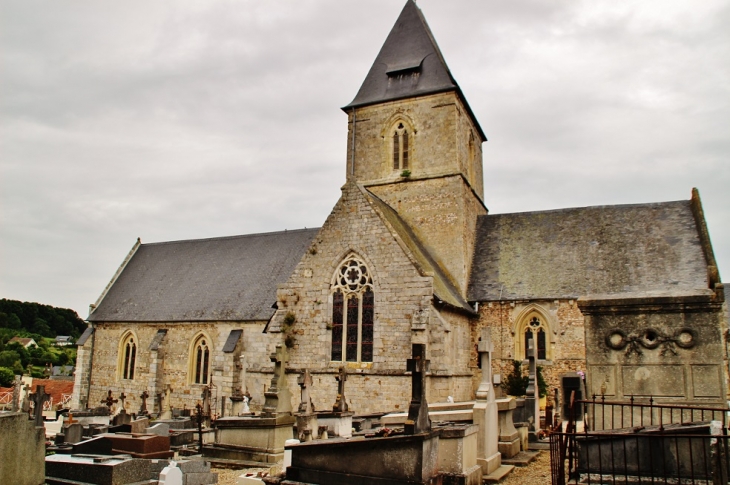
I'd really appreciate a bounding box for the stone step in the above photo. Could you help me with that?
[501,450,540,467]
[482,464,515,483]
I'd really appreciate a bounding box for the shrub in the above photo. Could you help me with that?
[0,367,14,387]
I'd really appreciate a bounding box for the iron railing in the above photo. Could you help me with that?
[550,393,730,485]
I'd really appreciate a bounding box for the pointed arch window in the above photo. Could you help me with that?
[192,335,210,384]
[392,122,409,171]
[331,255,374,362]
[523,316,547,360]
[120,333,136,380]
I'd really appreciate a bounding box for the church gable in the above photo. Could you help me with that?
[270,182,441,368]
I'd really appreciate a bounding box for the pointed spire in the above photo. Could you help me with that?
[344,0,458,109]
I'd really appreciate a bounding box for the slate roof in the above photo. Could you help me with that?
[468,200,712,301]
[343,0,486,140]
[89,229,318,322]
[365,188,474,313]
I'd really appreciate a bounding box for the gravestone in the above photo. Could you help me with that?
[130,416,150,434]
[473,329,502,474]
[404,343,430,435]
[261,345,292,418]
[332,366,348,413]
[118,392,126,411]
[64,422,84,444]
[11,375,21,412]
[296,369,319,441]
[159,462,183,485]
[525,340,540,436]
[21,384,31,413]
[146,422,170,437]
[101,390,118,414]
[139,390,149,416]
[30,385,51,427]
[161,385,173,420]
[112,409,132,426]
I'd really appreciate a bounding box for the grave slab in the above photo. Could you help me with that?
[45,454,151,485]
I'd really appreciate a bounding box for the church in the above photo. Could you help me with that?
[71,1,728,416]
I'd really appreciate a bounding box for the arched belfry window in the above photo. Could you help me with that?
[191,334,210,384]
[522,316,547,360]
[392,122,409,171]
[119,332,136,380]
[331,255,374,362]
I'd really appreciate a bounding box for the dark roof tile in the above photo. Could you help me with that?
[468,200,710,301]
[89,229,318,322]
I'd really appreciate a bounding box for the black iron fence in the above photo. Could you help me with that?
[550,394,730,485]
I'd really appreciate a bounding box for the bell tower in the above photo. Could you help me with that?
[342,0,488,297]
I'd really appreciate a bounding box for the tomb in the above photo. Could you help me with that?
[315,367,354,438]
[204,345,296,464]
[45,454,151,485]
[472,329,501,475]
[283,344,443,485]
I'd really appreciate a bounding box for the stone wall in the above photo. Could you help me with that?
[83,321,276,415]
[580,292,727,406]
[0,413,45,485]
[268,182,476,414]
[472,300,587,399]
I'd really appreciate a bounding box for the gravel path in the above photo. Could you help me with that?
[502,451,551,485]
[213,451,553,485]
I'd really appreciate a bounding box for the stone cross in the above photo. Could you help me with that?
[261,344,292,417]
[405,344,431,435]
[201,386,211,416]
[29,385,51,427]
[11,375,21,412]
[139,390,149,415]
[102,390,118,412]
[525,340,540,433]
[332,366,349,413]
[161,384,173,419]
[297,369,314,414]
[119,392,127,411]
[476,329,495,401]
[21,384,31,413]
[195,403,204,450]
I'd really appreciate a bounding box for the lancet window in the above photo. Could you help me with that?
[392,122,409,171]
[331,255,374,362]
[120,332,136,380]
[523,316,547,360]
[192,335,210,384]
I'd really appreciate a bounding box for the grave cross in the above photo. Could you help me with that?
[119,392,127,411]
[139,390,149,415]
[332,366,349,413]
[195,403,204,451]
[476,329,495,401]
[201,386,211,417]
[11,375,21,412]
[297,369,314,414]
[101,390,118,412]
[525,339,540,433]
[261,344,292,417]
[21,384,31,413]
[29,385,51,427]
[405,344,431,435]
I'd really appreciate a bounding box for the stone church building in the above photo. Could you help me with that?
[72,1,727,415]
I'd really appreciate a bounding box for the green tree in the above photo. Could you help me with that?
[0,350,21,368]
[502,360,528,396]
[0,367,14,387]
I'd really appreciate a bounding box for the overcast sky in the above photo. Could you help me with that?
[1,0,728,319]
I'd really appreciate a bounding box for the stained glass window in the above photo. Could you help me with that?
[524,316,547,360]
[330,255,374,363]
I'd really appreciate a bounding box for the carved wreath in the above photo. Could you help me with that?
[605,327,697,356]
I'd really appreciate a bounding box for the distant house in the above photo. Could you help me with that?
[8,337,37,349]
[54,336,73,347]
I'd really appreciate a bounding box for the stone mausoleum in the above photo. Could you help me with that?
[72,0,727,416]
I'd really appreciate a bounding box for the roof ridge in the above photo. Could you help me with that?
[482,199,689,218]
[142,227,321,247]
